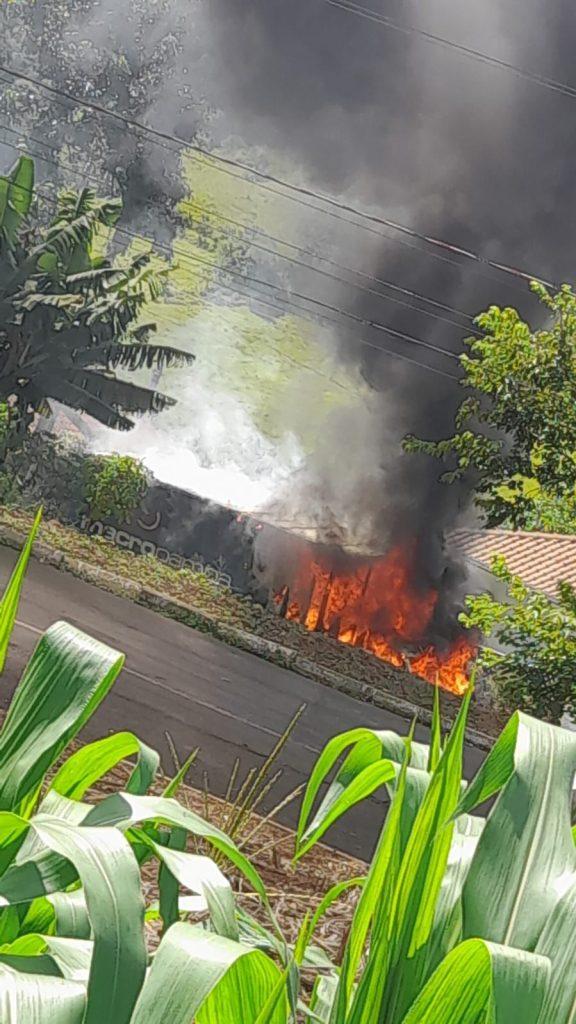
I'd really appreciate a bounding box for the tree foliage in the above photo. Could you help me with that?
[460,556,576,722]
[404,282,576,528]
[0,155,195,437]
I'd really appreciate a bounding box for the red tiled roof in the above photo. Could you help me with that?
[447,528,576,599]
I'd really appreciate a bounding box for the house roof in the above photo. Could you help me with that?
[447,528,576,599]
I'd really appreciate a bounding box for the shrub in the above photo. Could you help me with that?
[84,453,149,523]
[460,554,576,723]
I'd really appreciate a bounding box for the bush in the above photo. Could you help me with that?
[460,554,576,723]
[84,453,149,523]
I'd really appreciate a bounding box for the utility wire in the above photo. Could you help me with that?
[0,118,476,333]
[325,0,576,102]
[0,62,556,293]
[0,136,463,375]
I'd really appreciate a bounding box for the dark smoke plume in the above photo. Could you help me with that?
[205,0,576,615]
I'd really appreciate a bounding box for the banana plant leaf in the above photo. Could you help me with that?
[0,156,34,251]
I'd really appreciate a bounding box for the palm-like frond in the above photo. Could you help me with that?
[66,369,176,415]
[0,155,195,430]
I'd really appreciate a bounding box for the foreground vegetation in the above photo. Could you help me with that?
[0,520,573,1021]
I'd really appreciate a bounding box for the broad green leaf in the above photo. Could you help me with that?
[130,923,285,1024]
[145,838,238,940]
[47,891,91,940]
[0,963,85,1023]
[399,938,549,1024]
[534,878,576,1021]
[84,793,267,901]
[349,690,473,1024]
[0,507,41,674]
[462,713,576,950]
[0,933,92,983]
[0,621,124,812]
[427,687,442,773]
[158,824,188,935]
[50,732,159,801]
[0,156,34,248]
[423,813,484,978]
[295,728,428,860]
[331,726,417,1021]
[0,815,146,1024]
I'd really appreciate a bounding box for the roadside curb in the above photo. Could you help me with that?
[1,525,494,753]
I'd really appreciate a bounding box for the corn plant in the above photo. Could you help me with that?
[0,505,41,672]
[292,689,576,1022]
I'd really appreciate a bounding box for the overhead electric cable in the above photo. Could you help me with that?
[0,62,556,292]
[324,0,576,103]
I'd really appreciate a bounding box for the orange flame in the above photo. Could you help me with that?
[274,544,476,695]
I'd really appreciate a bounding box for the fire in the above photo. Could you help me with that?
[274,544,476,696]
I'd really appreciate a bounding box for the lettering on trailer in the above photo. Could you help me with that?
[78,515,234,591]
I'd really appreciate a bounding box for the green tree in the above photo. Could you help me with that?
[460,555,576,723]
[0,155,195,440]
[404,282,576,528]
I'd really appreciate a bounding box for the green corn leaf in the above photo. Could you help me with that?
[0,621,124,812]
[83,793,267,902]
[0,814,146,1024]
[461,713,576,951]
[349,690,473,1024]
[423,813,485,978]
[49,732,160,801]
[47,891,91,940]
[130,923,286,1024]
[427,686,442,773]
[332,725,417,1021]
[32,817,146,1024]
[0,963,85,1023]
[0,934,92,983]
[399,938,549,1024]
[295,728,428,860]
[535,878,576,1021]
[0,506,41,674]
[158,825,188,935]
[142,837,238,940]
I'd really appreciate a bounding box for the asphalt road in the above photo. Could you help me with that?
[0,546,486,860]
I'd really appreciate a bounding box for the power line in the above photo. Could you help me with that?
[0,62,555,293]
[325,0,576,102]
[0,136,463,375]
[0,117,476,333]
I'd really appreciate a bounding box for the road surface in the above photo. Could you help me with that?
[0,546,485,859]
